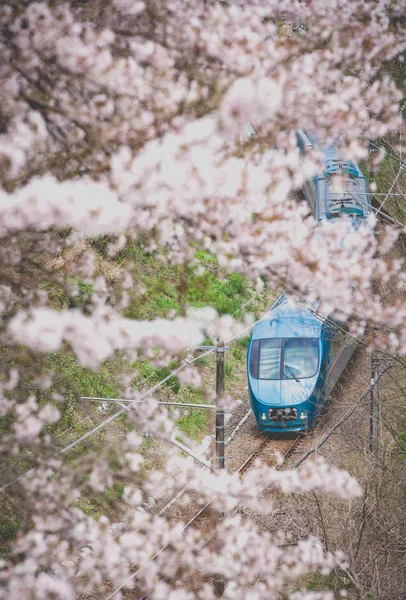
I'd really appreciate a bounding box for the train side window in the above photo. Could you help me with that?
[249,340,260,379]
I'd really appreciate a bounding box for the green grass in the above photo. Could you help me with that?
[41,277,94,310]
[368,55,406,223]
[0,241,271,541]
[119,244,270,442]
[373,152,406,223]
[303,572,348,594]
[42,353,125,442]
[177,408,209,440]
[124,245,255,320]
[0,497,25,558]
[230,335,251,361]
[173,387,211,440]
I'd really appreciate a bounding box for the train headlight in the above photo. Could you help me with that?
[261,413,266,421]
[300,412,308,420]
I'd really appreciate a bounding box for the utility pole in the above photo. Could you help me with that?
[215,341,225,470]
[195,342,227,471]
[213,341,226,598]
[370,350,380,474]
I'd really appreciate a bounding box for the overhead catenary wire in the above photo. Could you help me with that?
[107,428,293,600]
[292,363,393,468]
[2,291,278,598]
[372,170,406,220]
[107,362,392,600]
[87,129,406,596]
[0,347,202,479]
[0,360,203,493]
[0,404,103,477]
[104,303,383,598]
[0,293,274,494]
[98,296,399,598]
[0,283,272,485]
[4,144,404,576]
[359,136,406,168]
[375,163,405,219]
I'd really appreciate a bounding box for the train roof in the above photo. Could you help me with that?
[297,130,370,220]
[252,296,322,340]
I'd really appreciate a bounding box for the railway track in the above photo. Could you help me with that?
[113,413,306,599]
[129,431,304,599]
[238,434,302,475]
[158,405,305,521]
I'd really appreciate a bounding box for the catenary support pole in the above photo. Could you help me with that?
[370,351,380,473]
[215,341,225,471]
[213,341,226,598]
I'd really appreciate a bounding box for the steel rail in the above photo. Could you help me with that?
[238,434,302,476]
[107,427,302,600]
[107,311,397,599]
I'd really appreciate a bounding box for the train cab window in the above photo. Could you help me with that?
[249,338,319,381]
[259,339,282,379]
[283,338,319,380]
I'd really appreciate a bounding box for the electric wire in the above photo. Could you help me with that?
[4,132,406,593]
[375,164,405,219]
[0,294,274,494]
[0,405,102,477]
[0,285,270,482]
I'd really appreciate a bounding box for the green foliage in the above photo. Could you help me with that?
[235,335,252,347]
[224,361,234,376]
[75,494,107,519]
[186,270,248,315]
[304,572,347,593]
[46,353,121,400]
[177,407,208,440]
[105,482,125,502]
[69,278,94,308]
[0,516,21,543]
[121,243,268,441]
[134,359,181,393]
[40,281,69,308]
[175,387,210,440]
[194,249,217,264]
[37,352,126,455]
[196,355,209,367]
[41,278,94,310]
[124,245,255,320]
[230,335,251,361]
[0,498,24,558]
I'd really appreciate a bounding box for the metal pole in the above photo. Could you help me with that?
[81,397,217,409]
[213,341,226,597]
[370,351,380,473]
[215,342,225,471]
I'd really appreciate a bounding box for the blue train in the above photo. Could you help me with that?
[247,294,333,433]
[296,130,371,227]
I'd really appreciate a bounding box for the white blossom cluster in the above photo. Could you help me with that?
[0,1,405,598]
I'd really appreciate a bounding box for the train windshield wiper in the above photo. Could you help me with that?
[284,365,300,383]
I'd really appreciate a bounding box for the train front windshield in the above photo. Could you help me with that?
[250,338,319,380]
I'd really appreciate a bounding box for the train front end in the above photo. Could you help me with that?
[247,297,324,433]
[296,130,371,229]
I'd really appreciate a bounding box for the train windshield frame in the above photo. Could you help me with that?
[249,338,319,380]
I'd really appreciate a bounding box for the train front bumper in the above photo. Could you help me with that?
[250,395,316,432]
